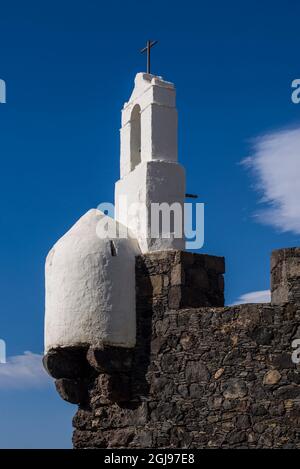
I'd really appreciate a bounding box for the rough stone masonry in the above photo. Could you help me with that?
[43,248,300,449]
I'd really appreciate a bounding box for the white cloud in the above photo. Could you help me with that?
[243,127,300,234]
[0,352,51,389]
[232,289,271,305]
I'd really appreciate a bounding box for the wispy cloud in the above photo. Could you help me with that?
[243,126,300,234]
[232,289,271,305]
[0,352,51,389]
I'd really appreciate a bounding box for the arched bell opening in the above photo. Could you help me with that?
[130,104,141,171]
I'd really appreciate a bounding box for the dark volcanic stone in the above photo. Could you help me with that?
[222,379,248,399]
[87,346,133,374]
[97,373,131,403]
[274,385,300,399]
[185,361,210,384]
[43,346,91,379]
[272,353,295,369]
[55,378,87,404]
[250,327,274,345]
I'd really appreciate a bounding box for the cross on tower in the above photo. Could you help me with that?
[140,40,158,74]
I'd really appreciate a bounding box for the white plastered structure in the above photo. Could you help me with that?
[45,209,140,352]
[115,73,186,253]
[45,73,187,353]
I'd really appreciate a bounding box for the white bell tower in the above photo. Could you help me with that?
[115,72,186,253]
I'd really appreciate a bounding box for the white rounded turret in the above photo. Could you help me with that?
[45,209,140,352]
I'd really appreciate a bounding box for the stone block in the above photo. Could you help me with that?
[170,263,183,286]
[43,346,90,379]
[87,346,133,374]
[222,379,248,399]
[271,248,300,305]
[168,285,181,309]
[55,378,87,404]
[150,275,163,295]
[263,370,281,385]
[136,250,225,309]
[97,373,131,403]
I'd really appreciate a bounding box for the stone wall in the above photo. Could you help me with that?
[271,248,300,306]
[43,248,300,449]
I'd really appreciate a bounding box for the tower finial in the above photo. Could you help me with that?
[140,40,158,74]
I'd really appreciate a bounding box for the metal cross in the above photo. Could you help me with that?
[141,40,158,74]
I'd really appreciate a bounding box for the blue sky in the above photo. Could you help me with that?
[0,0,300,448]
